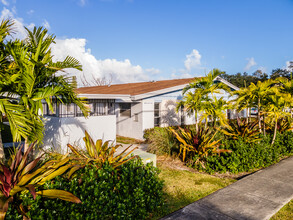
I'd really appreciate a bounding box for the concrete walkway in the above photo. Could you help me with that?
[162,156,293,220]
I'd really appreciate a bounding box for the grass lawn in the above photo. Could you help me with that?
[152,159,236,219]
[271,200,293,220]
[116,135,144,144]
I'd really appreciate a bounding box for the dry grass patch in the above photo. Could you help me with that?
[116,135,144,144]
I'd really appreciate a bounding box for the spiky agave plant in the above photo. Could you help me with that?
[220,118,260,143]
[66,131,138,176]
[0,143,81,219]
[170,126,231,168]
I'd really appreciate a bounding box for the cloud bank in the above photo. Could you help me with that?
[0,6,160,86]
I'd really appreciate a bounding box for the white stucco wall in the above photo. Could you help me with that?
[142,99,155,132]
[116,102,143,139]
[42,115,116,153]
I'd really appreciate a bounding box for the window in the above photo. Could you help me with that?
[108,103,115,115]
[120,103,131,117]
[44,99,115,117]
[154,102,160,127]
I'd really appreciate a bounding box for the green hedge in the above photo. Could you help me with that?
[201,131,293,174]
[6,159,164,220]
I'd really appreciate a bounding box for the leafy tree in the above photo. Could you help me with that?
[270,68,291,80]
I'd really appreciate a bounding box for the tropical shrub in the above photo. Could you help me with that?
[220,118,260,143]
[202,131,293,174]
[170,126,231,168]
[66,130,138,176]
[6,158,164,220]
[0,143,80,219]
[265,116,293,134]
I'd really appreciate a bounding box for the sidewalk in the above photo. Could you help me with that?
[162,156,293,220]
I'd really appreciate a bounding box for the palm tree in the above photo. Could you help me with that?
[178,69,230,131]
[276,77,293,117]
[0,19,34,160]
[1,25,88,150]
[265,88,291,145]
[182,69,229,96]
[246,80,274,133]
[231,86,252,123]
[200,96,229,127]
[176,91,210,132]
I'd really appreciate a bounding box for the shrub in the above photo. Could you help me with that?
[6,158,164,220]
[144,127,179,155]
[202,131,293,174]
[170,126,231,168]
[220,118,260,143]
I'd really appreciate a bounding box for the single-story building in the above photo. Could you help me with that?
[69,76,240,140]
[42,76,241,152]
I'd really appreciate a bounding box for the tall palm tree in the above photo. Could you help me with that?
[200,96,229,127]
[178,69,230,131]
[276,77,293,117]
[176,91,210,132]
[265,88,291,145]
[231,86,252,123]
[0,19,34,160]
[2,25,88,149]
[182,69,229,96]
[246,80,274,133]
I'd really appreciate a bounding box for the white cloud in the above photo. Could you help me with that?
[184,49,201,71]
[42,19,50,30]
[1,0,9,6]
[171,73,193,79]
[51,38,154,85]
[244,57,257,71]
[0,7,35,39]
[145,68,161,75]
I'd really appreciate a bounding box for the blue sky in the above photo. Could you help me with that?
[1,0,293,85]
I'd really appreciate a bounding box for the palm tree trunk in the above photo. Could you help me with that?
[0,131,4,162]
[263,114,266,136]
[24,137,30,152]
[246,108,249,123]
[258,99,262,133]
[271,116,278,145]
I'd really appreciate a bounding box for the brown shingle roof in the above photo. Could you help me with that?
[75,78,195,96]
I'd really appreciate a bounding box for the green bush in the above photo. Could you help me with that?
[6,158,164,220]
[201,131,293,174]
[144,127,179,155]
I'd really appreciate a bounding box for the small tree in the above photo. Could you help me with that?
[1,24,88,149]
